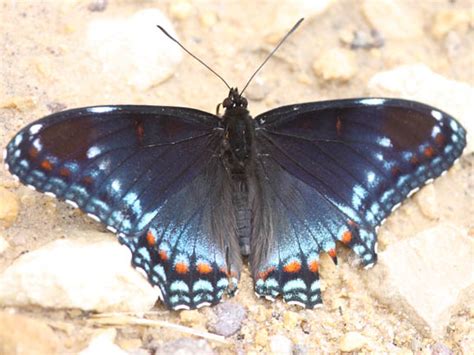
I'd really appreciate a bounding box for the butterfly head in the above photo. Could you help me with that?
[223,88,248,109]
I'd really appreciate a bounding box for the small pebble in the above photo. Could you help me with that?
[87,0,108,12]
[0,187,20,228]
[208,302,246,337]
[339,331,368,352]
[312,48,357,82]
[269,335,293,355]
[255,328,268,347]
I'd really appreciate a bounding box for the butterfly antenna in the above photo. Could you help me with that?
[157,25,231,90]
[240,18,304,96]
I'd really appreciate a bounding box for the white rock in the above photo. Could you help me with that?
[87,9,182,90]
[362,0,423,39]
[367,224,474,336]
[269,335,293,355]
[339,331,368,352]
[79,329,127,355]
[0,232,160,312]
[369,64,474,153]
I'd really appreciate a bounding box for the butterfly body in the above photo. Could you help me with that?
[4,92,466,310]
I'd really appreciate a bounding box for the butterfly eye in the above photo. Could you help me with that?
[240,97,248,108]
[223,97,232,108]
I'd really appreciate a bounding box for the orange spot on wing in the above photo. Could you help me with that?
[336,118,342,135]
[424,146,435,158]
[82,176,93,185]
[175,262,189,274]
[197,263,213,274]
[328,248,337,258]
[28,147,39,158]
[59,167,71,177]
[258,266,275,280]
[146,230,156,246]
[283,261,301,273]
[391,166,401,177]
[158,250,168,261]
[40,160,53,171]
[308,260,319,273]
[342,230,352,244]
[435,133,445,146]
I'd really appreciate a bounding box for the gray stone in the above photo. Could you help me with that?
[366,224,474,336]
[208,301,246,337]
[368,64,474,153]
[0,231,160,312]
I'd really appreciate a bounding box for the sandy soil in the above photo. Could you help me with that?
[0,0,473,354]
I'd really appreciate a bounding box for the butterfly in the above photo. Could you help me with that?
[3,20,467,311]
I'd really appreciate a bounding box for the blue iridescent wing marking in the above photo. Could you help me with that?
[119,156,241,310]
[252,98,466,308]
[4,105,241,309]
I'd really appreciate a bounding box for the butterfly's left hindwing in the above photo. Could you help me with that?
[4,105,241,310]
[251,98,466,308]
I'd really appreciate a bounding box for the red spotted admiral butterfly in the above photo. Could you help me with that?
[3,19,466,310]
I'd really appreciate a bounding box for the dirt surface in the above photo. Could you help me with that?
[1,0,473,354]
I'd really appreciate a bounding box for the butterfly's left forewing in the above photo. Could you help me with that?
[252,98,466,307]
[4,105,241,309]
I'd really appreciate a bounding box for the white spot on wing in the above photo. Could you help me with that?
[431,110,443,121]
[367,171,376,184]
[87,146,101,159]
[65,199,79,208]
[391,202,401,212]
[87,213,100,222]
[14,134,23,146]
[32,138,43,151]
[106,225,117,233]
[111,179,121,192]
[407,187,420,198]
[378,137,391,147]
[29,124,43,134]
[359,98,385,106]
[44,192,56,198]
[88,106,116,113]
[173,304,190,311]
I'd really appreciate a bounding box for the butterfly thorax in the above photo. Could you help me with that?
[221,89,254,177]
